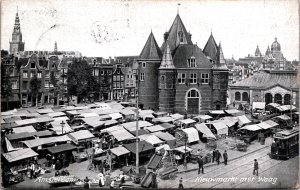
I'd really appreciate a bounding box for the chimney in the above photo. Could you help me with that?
[188,32,192,41]
[109,56,111,63]
[163,32,169,41]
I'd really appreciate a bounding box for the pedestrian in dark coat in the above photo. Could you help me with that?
[253,159,258,176]
[84,176,90,189]
[216,150,222,165]
[223,150,228,165]
[212,149,216,163]
[197,156,204,174]
[178,177,183,188]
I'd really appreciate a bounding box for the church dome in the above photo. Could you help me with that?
[271,37,281,51]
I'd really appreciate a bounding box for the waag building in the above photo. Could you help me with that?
[137,13,229,114]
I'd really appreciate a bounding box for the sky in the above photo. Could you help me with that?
[1,0,299,60]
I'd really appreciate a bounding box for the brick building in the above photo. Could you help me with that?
[137,14,229,114]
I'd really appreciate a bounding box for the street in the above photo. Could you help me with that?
[158,147,299,189]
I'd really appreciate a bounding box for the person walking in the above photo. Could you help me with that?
[216,150,222,165]
[83,176,90,189]
[98,172,105,187]
[223,150,228,165]
[212,149,216,163]
[110,180,115,189]
[178,177,184,188]
[253,159,258,176]
[197,156,204,174]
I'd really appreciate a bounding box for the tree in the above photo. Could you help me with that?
[67,59,97,103]
[50,71,64,105]
[1,62,12,110]
[29,75,42,106]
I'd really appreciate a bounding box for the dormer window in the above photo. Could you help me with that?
[187,57,197,67]
[178,31,184,43]
[142,62,146,68]
[31,62,36,69]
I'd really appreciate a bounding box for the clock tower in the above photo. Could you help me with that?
[9,8,25,55]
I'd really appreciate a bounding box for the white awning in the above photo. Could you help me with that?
[173,146,192,153]
[264,120,279,128]
[252,102,266,110]
[82,117,104,128]
[237,115,252,126]
[110,146,130,156]
[120,109,135,116]
[101,125,124,133]
[79,112,99,118]
[36,108,54,114]
[211,122,228,135]
[209,110,225,114]
[13,125,36,133]
[276,114,291,121]
[15,118,38,127]
[218,117,238,127]
[109,113,123,120]
[170,113,184,121]
[142,114,155,120]
[257,122,273,130]
[22,135,72,148]
[47,112,66,118]
[152,132,176,141]
[239,124,262,131]
[152,117,174,123]
[193,115,213,121]
[53,116,70,121]
[277,105,297,112]
[3,148,38,162]
[179,118,196,125]
[139,134,164,145]
[194,124,216,139]
[110,129,135,142]
[145,125,166,133]
[35,116,54,123]
[68,130,95,142]
[224,109,242,116]
[182,127,200,143]
[50,121,73,135]
[104,119,118,126]
[66,110,79,115]
[122,121,153,131]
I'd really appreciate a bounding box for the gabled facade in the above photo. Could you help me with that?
[138,14,229,114]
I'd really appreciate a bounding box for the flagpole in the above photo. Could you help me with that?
[135,63,140,175]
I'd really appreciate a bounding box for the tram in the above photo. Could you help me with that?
[270,128,299,160]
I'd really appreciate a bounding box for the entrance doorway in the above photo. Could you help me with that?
[186,89,200,114]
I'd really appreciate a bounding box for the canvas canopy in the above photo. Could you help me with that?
[194,123,216,139]
[139,134,164,145]
[128,129,149,136]
[211,122,228,135]
[182,128,200,143]
[13,125,36,134]
[153,112,167,117]
[123,141,154,154]
[50,121,73,135]
[239,124,262,131]
[170,113,184,121]
[145,125,166,133]
[237,115,251,126]
[101,125,124,133]
[95,108,120,115]
[209,110,225,115]
[173,146,192,153]
[82,117,104,128]
[179,118,196,125]
[276,105,297,112]
[224,109,242,116]
[152,117,174,123]
[47,112,66,118]
[46,144,76,154]
[159,123,176,129]
[252,102,266,110]
[110,129,135,142]
[79,113,99,118]
[68,130,95,143]
[36,108,54,114]
[122,121,153,131]
[5,137,22,152]
[66,110,79,115]
[152,131,176,141]
[142,114,155,120]
[98,115,112,120]
[266,103,281,109]
[15,118,38,127]
[110,146,130,156]
[276,115,291,121]
[193,115,212,121]
[109,113,123,120]
[104,119,118,126]
[218,117,238,127]
[4,116,22,123]
[32,130,53,137]
[139,110,154,116]
[264,120,279,128]
[257,122,273,130]
[35,116,54,123]
[3,148,38,163]
[120,109,135,116]
[6,132,35,140]
[53,117,70,121]
[22,135,71,148]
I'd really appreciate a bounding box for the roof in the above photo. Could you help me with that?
[53,116,70,121]
[152,116,174,123]
[276,114,291,121]
[172,44,211,68]
[3,148,38,163]
[203,33,218,61]
[123,141,155,154]
[170,113,184,120]
[237,115,252,126]
[128,129,150,136]
[6,132,35,140]
[173,146,192,153]
[231,70,298,89]
[122,121,153,131]
[109,113,123,120]
[213,42,228,70]
[104,119,118,126]
[159,123,176,129]
[68,130,95,141]
[110,146,130,156]
[145,125,166,133]
[110,129,135,142]
[82,117,104,128]
[139,32,162,60]
[276,105,297,112]
[139,134,164,145]
[264,120,279,128]
[239,124,262,131]
[47,112,66,118]
[160,42,175,68]
[79,112,99,118]
[101,125,124,133]
[22,135,71,148]
[50,121,73,135]
[194,124,216,139]
[194,115,213,121]
[36,108,54,114]
[218,117,238,127]
[179,118,196,125]
[211,122,228,134]
[152,131,176,141]
[182,127,200,143]
[12,125,36,133]
[46,144,77,154]
[15,118,38,127]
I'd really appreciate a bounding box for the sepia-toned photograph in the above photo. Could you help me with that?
[1,0,299,189]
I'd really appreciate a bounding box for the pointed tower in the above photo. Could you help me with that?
[212,42,229,110]
[138,32,162,110]
[161,14,193,53]
[254,45,262,57]
[203,32,218,62]
[159,42,176,112]
[54,41,58,52]
[10,8,25,55]
[265,45,271,56]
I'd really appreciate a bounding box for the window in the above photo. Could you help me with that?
[44,80,49,88]
[22,81,28,90]
[178,31,184,43]
[30,62,36,69]
[235,92,241,101]
[242,92,249,102]
[189,73,197,84]
[127,75,129,79]
[187,89,199,97]
[37,72,42,78]
[45,71,50,78]
[101,71,104,75]
[31,71,35,78]
[126,83,129,86]
[177,73,186,84]
[201,73,209,84]
[8,67,14,76]
[140,73,145,81]
[187,57,197,67]
[11,81,18,89]
[142,62,146,68]
[120,76,124,81]
[113,76,117,81]
[116,83,120,89]
[23,71,28,78]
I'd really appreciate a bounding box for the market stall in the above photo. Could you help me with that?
[145,125,166,133]
[181,127,200,143]
[159,123,176,135]
[209,122,228,136]
[47,111,66,118]
[81,117,104,131]
[50,121,73,135]
[170,113,184,121]
[138,134,165,147]
[120,109,136,122]
[153,112,168,118]
[110,146,130,167]
[238,124,262,143]
[123,141,155,165]
[12,125,36,134]
[178,118,196,129]
[152,131,176,148]
[152,117,174,124]
[68,130,97,146]
[109,128,135,143]
[122,121,153,132]
[237,115,252,127]
[14,118,38,127]
[224,109,243,116]
[194,123,216,141]
[36,108,54,115]
[193,115,213,123]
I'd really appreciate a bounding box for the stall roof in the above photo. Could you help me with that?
[1,123,16,130]
[179,118,196,125]
[122,121,153,131]
[6,132,35,140]
[224,109,241,115]
[276,114,291,121]
[182,128,200,143]
[128,129,150,136]
[209,110,225,115]
[145,125,166,133]
[153,111,167,117]
[252,102,266,110]
[15,110,32,117]
[173,146,192,153]
[36,108,54,114]
[68,130,95,141]
[211,122,228,135]
[22,135,71,148]
[170,113,184,120]
[15,118,38,127]
[193,115,213,121]
[123,141,154,154]
[94,108,120,116]
[101,125,124,133]
[79,112,99,118]
[66,110,79,115]
[152,131,176,141]
[277,105,297,112]
[47,144,77,154]
[12,125,36,134]
[98,115,112,120]
[152,117,174,123]
[109,113,123,120]
[32,130,53,137]
[237,115,252,126]
[139,134,164,145]
[77,109,93,114]
[257,122,273,130]
[4,116,22,123]
[264,120,279,128]
[159,123,176,129]
[141,114,155,120]
[120,109,136,116]
[110,146,130,156]
[104,119,118,126]
[266,103,281,108]
[3,148,38,163]
[139,110,154,117]
[218,117,238,127]
[239,124,262,131]
[194,124,216,139]
[53,116,70,121]
[47,112,66,118]
[35,116,54,123]
[110,129,135,142]
[50,121,73,135]
[71,125,86,130]
[82,117,104,128]
[1,110,16,116]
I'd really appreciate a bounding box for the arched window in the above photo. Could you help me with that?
[187,89,199,97]
[178,31,184,43]
[265,93,272,105]
[235,92,241,101]
[242,92,249,102]
[284,94,291,105]
[274,94,282,104]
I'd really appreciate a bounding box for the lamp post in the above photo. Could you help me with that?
[135,63,140,175]
[61,120,65,134]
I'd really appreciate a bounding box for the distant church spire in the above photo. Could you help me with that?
[54,41,57,52]
[160,41,175,68]
[10,7,25,55]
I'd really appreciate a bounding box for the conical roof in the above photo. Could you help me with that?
[265,45,271,55]
[160,42,175,69]
[203,33,218,61]
[255,45,262,56]
[139,32,162,60]
[161,14,193,53]
[213,42,228,70]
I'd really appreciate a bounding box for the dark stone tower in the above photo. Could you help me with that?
[9,8,25,55]
[159,42,176,113]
